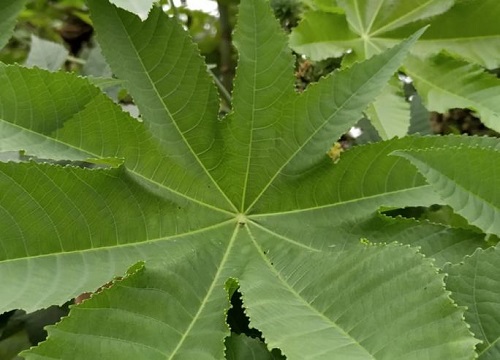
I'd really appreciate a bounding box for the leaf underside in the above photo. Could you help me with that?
[0,0,490,358]
[445,247,500,360]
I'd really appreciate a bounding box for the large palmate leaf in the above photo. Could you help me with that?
[290,0,500,67]
[0,0,490,358]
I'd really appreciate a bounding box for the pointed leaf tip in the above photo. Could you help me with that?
[109,0,154,20]
[392,146,500,236]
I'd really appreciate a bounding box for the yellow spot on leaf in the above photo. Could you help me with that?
[326,142,343,163]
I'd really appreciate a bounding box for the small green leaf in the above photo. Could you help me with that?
[408,93,432,135]
[354,213,487,267]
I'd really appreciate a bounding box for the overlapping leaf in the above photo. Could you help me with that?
[225,334,283,360]
[239,241,477,359]
[445,247,500,360]
[290,0,500,136]
[404,53,500,133]
[291,0,500,67]
[394,146,500,235]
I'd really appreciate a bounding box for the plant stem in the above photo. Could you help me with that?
[211,70,232,107]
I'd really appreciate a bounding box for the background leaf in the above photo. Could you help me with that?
[365,76,410,139]
[291,0,500,68]
[0,1,27,51]
[404,53,500,134]
[225,334,283,360]
[408,93,432,135]
[25,35,68,71]
[288,11,357,60]
[410,0,500,69]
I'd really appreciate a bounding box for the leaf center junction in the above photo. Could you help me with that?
[236,213,247,226]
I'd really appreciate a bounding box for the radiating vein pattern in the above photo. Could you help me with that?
[0,65,231,210]
[210,0,296,210]
[26,238,233,359]
[88,0,234,211]
[0,162,229,261]
[240,241,476,359]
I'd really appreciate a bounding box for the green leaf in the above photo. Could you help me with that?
[25,35,68,71]
[240,242,477,359]
[81,44,112,78]
[404,53,500,134]
[245,28,426,211]
[410,0,500,69]
[291,0,500,69]
[108,0,155,20]
[393,146,500,236]
[88,1,232,211]
[338,0,452,36]
[355,213,487,268]
[445,246,500,359]
[0,1,27,51]
[212,0,297,210]
[289,11,357,60]
[25,253,231,359]
[290,0,452,60]
[365,76,410,139]
[0,161,230,312]
[0,0,489,357]
[0,64,229,209]
[225,334,283,360]
[408,93,432,135]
